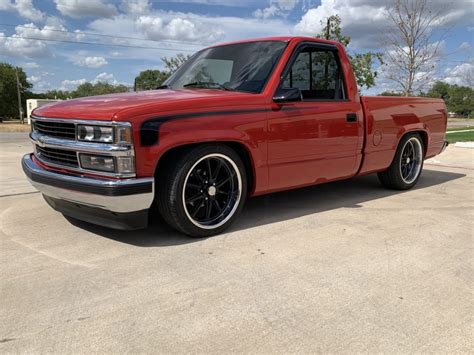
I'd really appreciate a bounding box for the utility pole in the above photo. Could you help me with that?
[15,67,24,124]
[325,17,331,40]
[324,17,331,82]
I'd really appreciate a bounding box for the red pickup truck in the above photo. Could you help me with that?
[23,36,448,237]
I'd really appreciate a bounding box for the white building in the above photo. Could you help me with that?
[26,99,62,124]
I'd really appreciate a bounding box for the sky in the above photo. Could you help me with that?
[0,0,473,95]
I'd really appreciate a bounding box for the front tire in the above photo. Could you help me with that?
[378,133,424,190]
[157,144,247,238]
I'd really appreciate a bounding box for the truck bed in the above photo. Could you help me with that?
[359,96,447,175]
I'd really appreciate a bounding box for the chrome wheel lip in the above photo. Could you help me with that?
[182,153,242,230]
[400,137,423,184]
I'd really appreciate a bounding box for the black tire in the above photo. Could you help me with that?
[156,144,247,238]
[378,133,424,190]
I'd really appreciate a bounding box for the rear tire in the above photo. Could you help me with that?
[157,144,247,238]
[378,133,424,190]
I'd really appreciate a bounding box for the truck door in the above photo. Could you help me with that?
[267,43,362,191]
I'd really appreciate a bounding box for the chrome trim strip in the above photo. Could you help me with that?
[23,154,154,213]
[30,131,133,155]
[32,115,132,127]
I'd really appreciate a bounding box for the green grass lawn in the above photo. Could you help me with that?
[446,128,474,143]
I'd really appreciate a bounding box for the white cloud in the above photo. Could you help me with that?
[0,31,49,58]
[254,0,298,19]
[0,0,13,11]
[59,73,125,91]
[94,72,114,82]
[23,62,39,68]
[74,56,108,68]
[16,0,44,21]
[294,0,474,50]
[120,0,151,15]
[28,75,41,84]
[136,15,224,42]
[54,0,118,18]
[0,21,88,58]
[60,78,87,91]
[443,62,474,87]
[15,22,70,41]
[458,42,471,51]
[0,0,44,21]
[88,9,292,50]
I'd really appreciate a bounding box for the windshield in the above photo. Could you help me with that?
[164,41,288,94]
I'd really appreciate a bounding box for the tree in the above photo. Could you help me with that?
[0,63,32,120]
[72,81,129,98]
[317,15,383,90]
[426,81,474,116]
[133,53,191,91]
[134,70,169,91]
[446,85,473,116]
[162,53,191,74]
[384,0,445,96]
[427,81,450,101]
[379,91,404,96]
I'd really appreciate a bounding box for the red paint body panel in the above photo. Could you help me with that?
[359,96,447,175]
[32,36,447,197]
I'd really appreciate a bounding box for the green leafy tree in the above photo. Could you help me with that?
[134,69,170,91]
[427,81,450,101]
[36,90,71,100]
[446,85,474,116]
[133,53,191,91]
[317,15,383,90]
[0,63,32,120]
[426,81,474,116]
[72,81,129,98]
[379,91,404,96]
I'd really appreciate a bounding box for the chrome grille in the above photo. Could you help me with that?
[35,146,78,168]
[34,120,76,140]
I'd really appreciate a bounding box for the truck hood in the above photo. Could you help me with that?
[33,89,254,120]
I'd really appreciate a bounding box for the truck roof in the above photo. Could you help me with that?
[210,36,341,48]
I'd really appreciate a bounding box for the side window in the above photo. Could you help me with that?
[281,47,346,100]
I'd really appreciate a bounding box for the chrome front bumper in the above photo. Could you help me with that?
[22,154,154,214]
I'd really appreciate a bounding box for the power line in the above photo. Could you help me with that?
[0,23,210,46]
[0,34,198,52]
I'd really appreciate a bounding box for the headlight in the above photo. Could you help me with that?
[77,124,132,144]
[78,125,114,143]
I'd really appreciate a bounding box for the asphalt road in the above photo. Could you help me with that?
[447,119,474,128]
[1,134,473,353]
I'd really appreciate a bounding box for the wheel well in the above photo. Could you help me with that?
[154,142,255,193]
[403,130,428,155]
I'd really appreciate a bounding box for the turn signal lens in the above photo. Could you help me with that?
[116,156,135,174]
[116,126,132,144]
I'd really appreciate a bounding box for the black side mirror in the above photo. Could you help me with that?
[273,87,303,104]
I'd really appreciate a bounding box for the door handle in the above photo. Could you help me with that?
[346,113,357,122]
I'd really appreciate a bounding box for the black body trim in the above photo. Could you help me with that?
[22,158,153,196]
[140,108,267,146]
[44,196,148,230]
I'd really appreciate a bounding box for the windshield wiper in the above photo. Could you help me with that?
[183,81,233,91]
[156,84,171,89]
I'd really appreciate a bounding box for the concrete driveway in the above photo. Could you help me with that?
[1,134,472,353]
